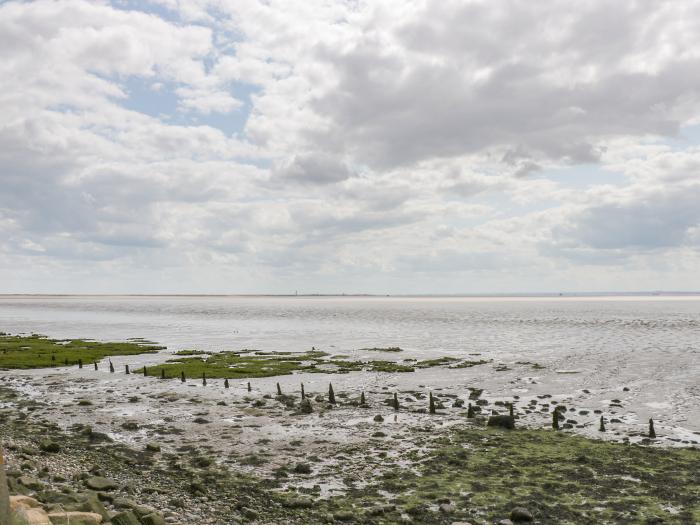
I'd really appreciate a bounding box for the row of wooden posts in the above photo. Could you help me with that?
[76,358,658,438]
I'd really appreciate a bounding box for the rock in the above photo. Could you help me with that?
[294,463,312,474]
[146,443,161,452]
[299,399,313,414]
[141,513,167,525]
[333,510,354,521]
[79,494,110,522]
[497,520,514,525]
[18,475,44,490]
[48,511,103,524]
[239,507,258,521]
[439,503,455,513]
[10,495,42,511]
[110,511,141,525]
[510,507,534,522]
[373,414,384,422]
[281,497,314,509]
[86,476,118,491]
[13,507,52,525]
[121,421,139,431]
[39,441,60,454]
[487,415,515,430]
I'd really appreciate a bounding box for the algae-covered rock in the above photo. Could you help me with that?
[141,513,166,525]
[110,510,140,525]
[487,415,515,430]
[510,507,533,522]
[39,441,60,454]
[86,476,118,491]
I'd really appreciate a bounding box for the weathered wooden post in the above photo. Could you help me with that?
[599,415,606,432]
[276,383,282,396]
[0,447,9,525]
[224,379,229,389]
[360,391,366,405]
[649,418,656,438]
[552,410,559,430]
[429,392,436,414]
[143,366,148,377]
[509,403,514,417]
[467,403,475,418]
[94,361,98,371]
[161,368,166,380]
[180,371,185,382]
[202,372,207,386]
[247,382,251,392]
[109,360,115,373]
[78,359,83,369]
[328,383,336,404]
[301,383,305,400]
[393,392,399,411]
[125,364,130,375]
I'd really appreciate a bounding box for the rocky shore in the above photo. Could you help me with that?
[2,375,699,525]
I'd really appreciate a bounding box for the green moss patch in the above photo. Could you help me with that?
[0,334,164,369]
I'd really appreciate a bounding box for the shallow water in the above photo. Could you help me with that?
[1,295,699,443]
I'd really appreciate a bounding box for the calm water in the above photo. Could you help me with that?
[2,295,699,439]
[1,295,700,358]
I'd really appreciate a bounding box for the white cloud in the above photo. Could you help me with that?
[1,0,700,293]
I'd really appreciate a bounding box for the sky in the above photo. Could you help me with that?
[2,0,700,295]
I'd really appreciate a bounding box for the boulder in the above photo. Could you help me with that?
[14,507,52,525]
[10,495,42,511]
[48,511,103,524]
[141,512,167,525]
[111,511,141,525]
[86,476,118,491]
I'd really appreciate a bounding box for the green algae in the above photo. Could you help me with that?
[361,347,403,352]
[141,350,427,379]
[0,334,163,369]
[317,427,700,524]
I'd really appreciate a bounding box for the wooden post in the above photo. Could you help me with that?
[276,383,282,396]
[78,359,83,369]
[143,366,148,377]
[552,410,559,430]
[509,403,514,417]
[301,383,305,400]
[328,383,336,404]
[429,392,436,414]
[202,372,207,386]
[247,382,251,392]
[109,360,115,373]
[393,392,399,411]
[467,403,475,418]
[180,371,185,382]
[94,361,98,371]
[0,447,9,525]
[599,415,606,432]
[125,364,130,375]
[224,379,229,389]
[649,418,656,439]
[360,391,366,405]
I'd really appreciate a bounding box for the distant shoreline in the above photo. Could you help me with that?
[2,292,700,299]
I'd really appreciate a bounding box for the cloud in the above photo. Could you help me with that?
[2,0,700,293]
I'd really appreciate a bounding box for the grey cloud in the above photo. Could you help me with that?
[274,153,354,185]
[308,1,700,169]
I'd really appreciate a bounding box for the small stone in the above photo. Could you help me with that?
[294,463,312,474]
[373,414,384,422]
[510,507,534,522]
[146,442,161,452]
[40,441,60,453]
[439,503,455,513]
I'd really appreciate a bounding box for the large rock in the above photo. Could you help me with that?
[14,507,52,525]
[487,415,515,430]
[10,495,42,511]
[141,513,167,525]
[48,511,103,524]
[18,475,44,491]
[111,511,141,525]
[86,476,118,491]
